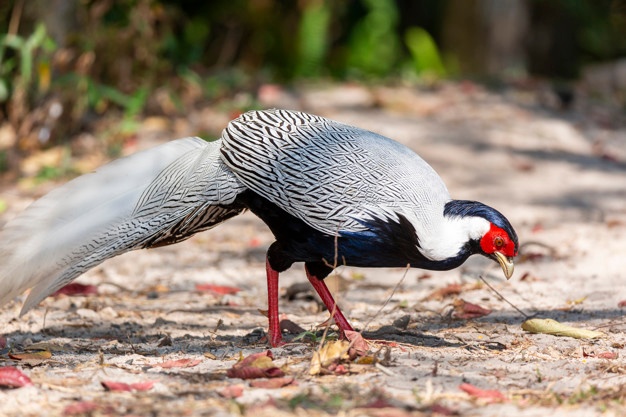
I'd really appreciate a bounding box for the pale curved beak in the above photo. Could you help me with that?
[494,251,514,279]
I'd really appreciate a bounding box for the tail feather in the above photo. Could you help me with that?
[0,137,245,314]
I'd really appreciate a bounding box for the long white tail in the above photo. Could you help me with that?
[0,137,245,314]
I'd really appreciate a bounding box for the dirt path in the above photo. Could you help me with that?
[1,83,625,416]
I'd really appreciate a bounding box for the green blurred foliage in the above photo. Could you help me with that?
[405,26,446,78]
[346,0,401,77]
[296,1,331,78]
[0,0,623,152]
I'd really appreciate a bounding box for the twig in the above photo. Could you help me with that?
[8,0,24,36]
[478,275,530,319]
[592,320,626,330]
[375,362,397,376]
[362,264,411,333]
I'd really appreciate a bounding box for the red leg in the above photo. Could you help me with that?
[305,266,354,336]
[265,258,284,347]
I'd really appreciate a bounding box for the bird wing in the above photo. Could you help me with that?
[0,137,245,314]
[220,109,450,237]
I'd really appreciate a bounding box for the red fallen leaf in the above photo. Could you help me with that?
[427,283,463,300]
[249,377,296,389]
[328,363,349,375]
[345,330,369,357]
[53,283,98,297]
[531,223,544,233]
[64,401,99,415]
[0,366,33,388]
[452,299,492,319]
[376,341,398,348]
[600,152,619,163]
[459,383,506,403]
[513,160,535,172]
[101,380,154,392]
[618,300,626,308]
[583,349,618,360]
[156,358,202,369]
[228,364,284,380]
[417,273,432,280]
[227,350,285,379]
[429,403,457,416]
[218,384,244,398]
[195,284,241,295]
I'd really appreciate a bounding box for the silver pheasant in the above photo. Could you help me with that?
[0,109,518,346]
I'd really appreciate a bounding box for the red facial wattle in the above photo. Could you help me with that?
[480,223,517,257]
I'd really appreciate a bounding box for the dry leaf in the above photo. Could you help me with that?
[356,356,376,365]
[195,284,241,295]
[582,348,618,360]
[0,366,33,388]
[618,300,626,308]
[156,358,202,369]
[429,404,457,416]
[64,401,99,415]
[345,330,369,357]
[425,283,464,300]
[101,380,154,392]
[451,299,492,319]
[227,350,285,379]
[249,377,296,389]
[0,336,6,349]
[328,363,349,375]
[522,318,604,339]
[9,350,52,361]
[460,383,506,403]
[309,340,350,375]
[53,283,98,297]
[425,282,480,301]
[218,384,244,398]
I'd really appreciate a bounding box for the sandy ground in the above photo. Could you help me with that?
[0,83,625,416]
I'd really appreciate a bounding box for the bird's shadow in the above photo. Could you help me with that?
[3,305,621,360]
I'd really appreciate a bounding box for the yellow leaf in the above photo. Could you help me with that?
[356,356,375,365]
[522,318,604,339]
[309,340,350,375]
[250,356,274,369]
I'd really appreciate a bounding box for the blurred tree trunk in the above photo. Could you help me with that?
[442,0,528,77]
[526,1,580,79]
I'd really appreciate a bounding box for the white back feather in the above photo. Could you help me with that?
[0,137,239,313]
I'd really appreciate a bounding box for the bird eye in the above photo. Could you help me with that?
[494,236,504,248]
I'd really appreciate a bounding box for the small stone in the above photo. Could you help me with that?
[99,306,118,320]
[76,308,101,321]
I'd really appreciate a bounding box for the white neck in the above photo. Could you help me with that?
[413,215,491,261]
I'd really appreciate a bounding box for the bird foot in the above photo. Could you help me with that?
[262,329,286,347]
